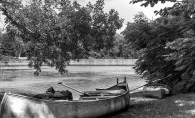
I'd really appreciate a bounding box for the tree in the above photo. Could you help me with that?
[86,0,124,58]
[0,25,25,57]
[130,0,176,7]
[123,13,181,80]
[133,11,150,23]
[0,0,124,75]
[127,0,195,93]
[111,33,139,59]
[1,33,15,56]
[0,0,91,74]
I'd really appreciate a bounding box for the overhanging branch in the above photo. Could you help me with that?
[0,5,38,39]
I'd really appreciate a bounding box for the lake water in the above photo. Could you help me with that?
[66,66,136,75]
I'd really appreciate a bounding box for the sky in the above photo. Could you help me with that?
[73,0,174,33]
[0,0,174,33]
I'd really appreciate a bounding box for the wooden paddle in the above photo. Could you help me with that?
[58,82,89,96]
[129,74,172,93]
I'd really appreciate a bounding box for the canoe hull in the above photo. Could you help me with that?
[0,90,129,118]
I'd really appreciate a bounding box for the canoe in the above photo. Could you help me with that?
[143,85,170,99]
[0,80,130,118]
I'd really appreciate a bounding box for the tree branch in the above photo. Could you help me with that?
[0,6,36,39]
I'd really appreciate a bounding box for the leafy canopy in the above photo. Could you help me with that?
[0,0,123,75]
[127,0,195,93]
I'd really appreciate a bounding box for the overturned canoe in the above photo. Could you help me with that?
[0,80,130,118]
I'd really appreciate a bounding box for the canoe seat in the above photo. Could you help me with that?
[54,100,69,102]
[81,96,117,101]
[81,97,99,101]
[84,89,125,96]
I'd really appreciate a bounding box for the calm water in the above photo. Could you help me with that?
[66,66,136,75]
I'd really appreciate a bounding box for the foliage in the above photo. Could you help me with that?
[0,25,25,57]
[86,0,124,57]
[0,0,124,75]
[130,0,176,7]
[127,0,195,93]
[123,14,181,81]
[165,20,195,92]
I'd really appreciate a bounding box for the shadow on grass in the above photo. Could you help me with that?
[107,92,195,118]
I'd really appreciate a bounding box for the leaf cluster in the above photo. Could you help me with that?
[130,0,176,7]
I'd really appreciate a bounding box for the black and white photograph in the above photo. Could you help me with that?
[0,0,193,118]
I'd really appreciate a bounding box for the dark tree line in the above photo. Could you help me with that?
[0,31,138,59]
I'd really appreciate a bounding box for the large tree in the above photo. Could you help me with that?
[126,0,195,93]
[0,0,123,75]
[86,0,124,58]
[0,25,25,57]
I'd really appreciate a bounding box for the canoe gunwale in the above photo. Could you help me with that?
[0,92,7,117]
[0,81,130,118]
[0,88,129,103]
[0,81,129,103]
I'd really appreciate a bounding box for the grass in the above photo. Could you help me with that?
[108,92,195,118]
[0,67,143,97]
[2,67,195,118]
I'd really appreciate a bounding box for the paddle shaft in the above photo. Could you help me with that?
[59,83,85,94]
[129,74,172,92]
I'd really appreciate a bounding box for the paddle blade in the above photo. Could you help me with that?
[58,82,62,84]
